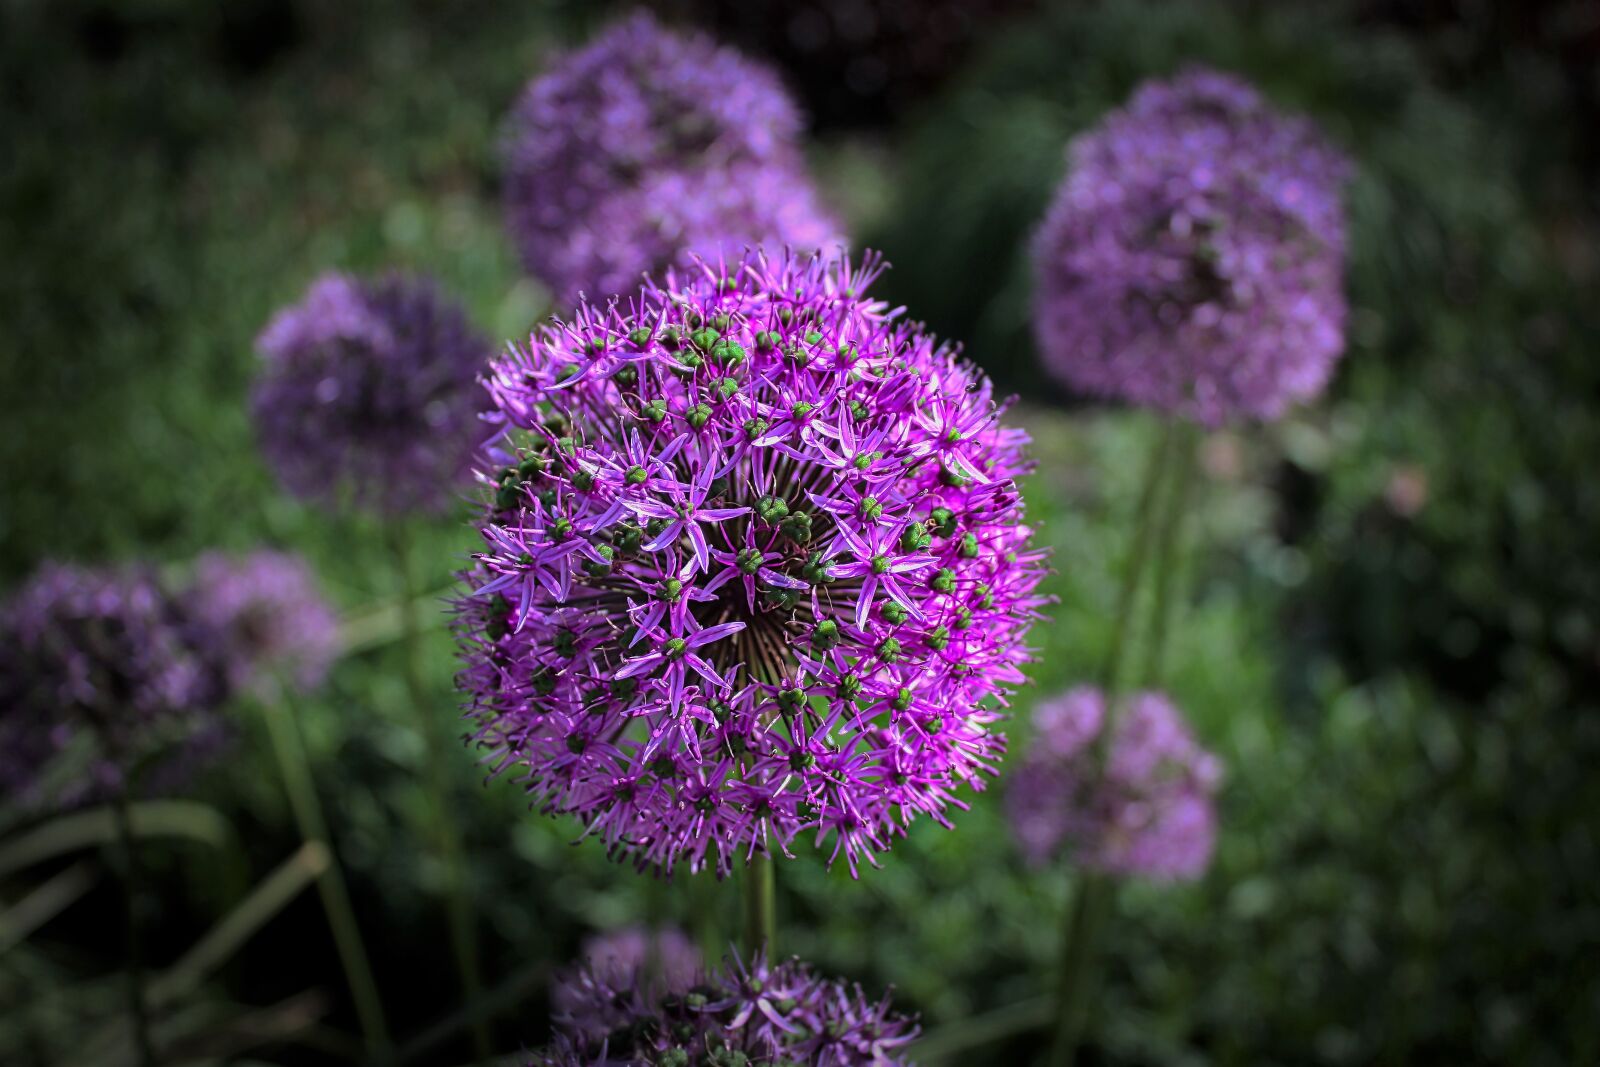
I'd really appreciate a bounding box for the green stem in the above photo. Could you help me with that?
[1048,873,1115,1067]
[263,693,393,1064]
[1098,422,1176,699]
[391,526,491,1063]
[108,787,155,1067]
[1048,422,1176,1067]
[742,854,776,959]
[641,878,669,988]
[691,875,723,965]
[1141,424,1200,688]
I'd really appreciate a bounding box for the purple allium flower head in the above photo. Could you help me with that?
[453,250,1049,877]
[1007,687,1222,881]
[533,951,918,1066]
[0,563,229,807]
[502,11,841,308]
[1032,67,1353,425]
[552,927,703,1025]
[253,272,491,514]
[190,550,340,696]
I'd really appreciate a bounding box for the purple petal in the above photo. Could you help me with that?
[854,575,878,630]
[696,506,751,522]
[686,523,710,573]
[614,654,662,680]
[686,620,746,648]
[643,521,684,553]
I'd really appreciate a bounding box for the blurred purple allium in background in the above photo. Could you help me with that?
[552,927,702,1023]
[1008,686,1221,881]
[0,562,228,807]
[190,550,340,696]
[253,272,491,514]
[453,250,1048,876]
[1032,67,1353,425]
[533,951,917,1066]
[502,11,841,308]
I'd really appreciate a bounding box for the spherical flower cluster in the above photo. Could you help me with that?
[1032,66,1353,425]
[190,550,340,696]
[0,562,227,807]
[1007,687,1221,881]
[534,951,917,1066]
[553,927,703,1023]
[502,11,840,308]
[253,272,491,514]
[454,250,1048,876]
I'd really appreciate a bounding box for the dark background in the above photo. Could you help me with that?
[2,1,1598,1064]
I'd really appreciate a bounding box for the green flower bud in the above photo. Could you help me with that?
[756,495,789,522]
[812,619,840,650]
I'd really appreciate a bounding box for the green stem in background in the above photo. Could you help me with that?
[391,525,491,1063]
[1048,872,1113,1067]
[1048,421,1177,1067]
[690,875,723,965]
[640,875,669,988]
[108,786,155,1067]
[1096,421,1177,700]
[1141,424,1201,688]
[742,853,776,960]
[262,691,393,1064]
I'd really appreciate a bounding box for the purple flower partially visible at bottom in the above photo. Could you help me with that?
[553,926,703,1029]
[190,550,340,696]
[534,950,918,1066]
[0,562,230,810]
[1007,686,1221,881]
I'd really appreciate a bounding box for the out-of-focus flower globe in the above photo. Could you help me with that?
[552,927,703,1023]
[252,272,491,514]
[1032,67,1353,425]
[1007,686,1222,881]
[533,950,917,1066]
[0,562,228,808]
[453,250,1049,877]
[190,550,340,697]
[502,11,841,308]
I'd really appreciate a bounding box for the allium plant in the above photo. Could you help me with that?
[253,272,491,514]
[190,550,340,696]
[534,950,917,1067]
[454,250,1048,876]
[502,12,839,308]
[1008,686,1221,881]
[553,927,703,1022]
[1032,67,1353,425]
[0,562,227,806]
